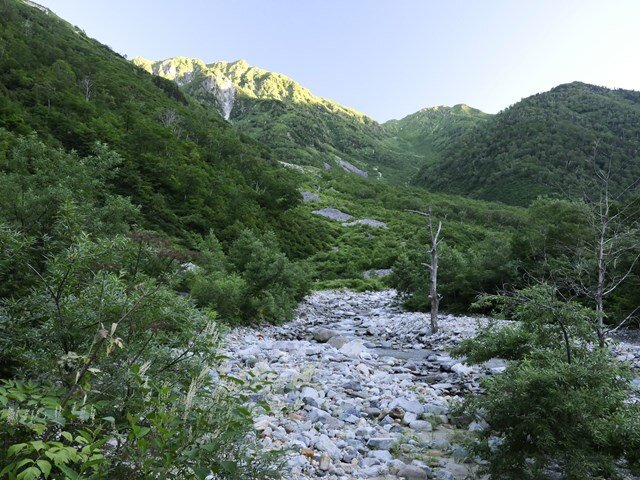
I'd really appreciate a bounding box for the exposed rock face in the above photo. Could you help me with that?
[335,157,369,177]
[202,75,236,120]
[312,208,353,221]
[300,191,321,202]
[363,269,393,279]
[279,161,307,172]
[343,218,387,228]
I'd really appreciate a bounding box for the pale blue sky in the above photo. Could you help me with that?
[38,0,640,121]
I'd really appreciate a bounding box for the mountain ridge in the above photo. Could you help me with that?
[134,56,426,183]
[414,81,640,205]
[133,56,371,123]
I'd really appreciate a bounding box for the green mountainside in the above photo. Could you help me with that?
[0,2,301,243]
[383,104,490,163]
[133,56,424,183]
[0,0,528,304]
[414,82,640,206]
[3,2,640,477]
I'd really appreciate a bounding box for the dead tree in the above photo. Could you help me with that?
[159,109,181,134]
[79,75,93,101]
[574,156,640,346]
[408,208,443,333]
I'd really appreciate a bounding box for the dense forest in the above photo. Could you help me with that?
[414,82,640,206]
[382,104,490,165]
[0,2,308,246]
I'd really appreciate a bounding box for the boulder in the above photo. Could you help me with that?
[451,362,473,376]
[315,434,341,460]
[390,397,424,415]
[409,420,432,432]
[327,335,349,349]
[367,437,395,450]
[399,464,430,479]
[312,327,338,343]
[339,340,369,357]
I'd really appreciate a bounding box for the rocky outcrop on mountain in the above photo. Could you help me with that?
[343,219,387,228]
[312,208,353,221]
[335,157,369,178]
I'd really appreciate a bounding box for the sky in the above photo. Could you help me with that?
[37,0,640,122]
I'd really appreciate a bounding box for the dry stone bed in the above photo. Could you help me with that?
[219,290,640,479]
[218,290,499,479]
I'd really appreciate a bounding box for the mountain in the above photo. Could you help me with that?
[383,104,490,164]
[133,57,423,183]
[0,0,301,243]
[414,82,640,206]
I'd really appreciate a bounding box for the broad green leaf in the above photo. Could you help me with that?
[0,462,15,477]
[134,426,150,438]
[17,466,40,480]
[36,460,51,478]
[16,458,34,469]
[57,464,79,480]
[29,440,45,452]
[7,443,27,457]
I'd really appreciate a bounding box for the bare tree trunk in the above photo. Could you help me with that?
[579,153,640,346]
[80,75,93,101]
[408,208,443,334]
[429,237,440,333]
[596,217,607,347]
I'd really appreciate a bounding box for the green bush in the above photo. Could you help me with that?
[392,232,515,313]
[455,285,640,479]
[469,350,637,479]
[190,229,310,325]
[0,232,283,479]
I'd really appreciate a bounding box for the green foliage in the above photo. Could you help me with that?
[136,57,423,184]
[0,380,110,479]
[0,229,283,478]
[393,232,516,313]
[511,197,592,278]
[455,285,640,479]
[416,82,640,206]
[191,230,310,325]
[0,0,301,244]
[455,284,597,363]
[0,127,287,477]
[0,133,140,241]
[383,104,490,165]
[470,350,637,479]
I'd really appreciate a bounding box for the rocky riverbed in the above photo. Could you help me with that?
[218,290,503,479]
[218,289,640,479]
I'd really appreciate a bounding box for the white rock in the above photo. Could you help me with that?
[367,437,395,450]
[369,449,394,462]
[390,397,424,415]
[316,434,341,460]
[409,420,433,432]
[339,340,369,357]
[451,362,473,376]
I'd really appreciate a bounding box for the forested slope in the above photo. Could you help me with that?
[415,82,640,205]
[134,57,424,183]
[0,1,300,242]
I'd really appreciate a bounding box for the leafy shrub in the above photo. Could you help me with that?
[468,350,636,479]
[455,285,640,479]
[0,228,283,479]
[191,230,310,325]
[392,232,515,313]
